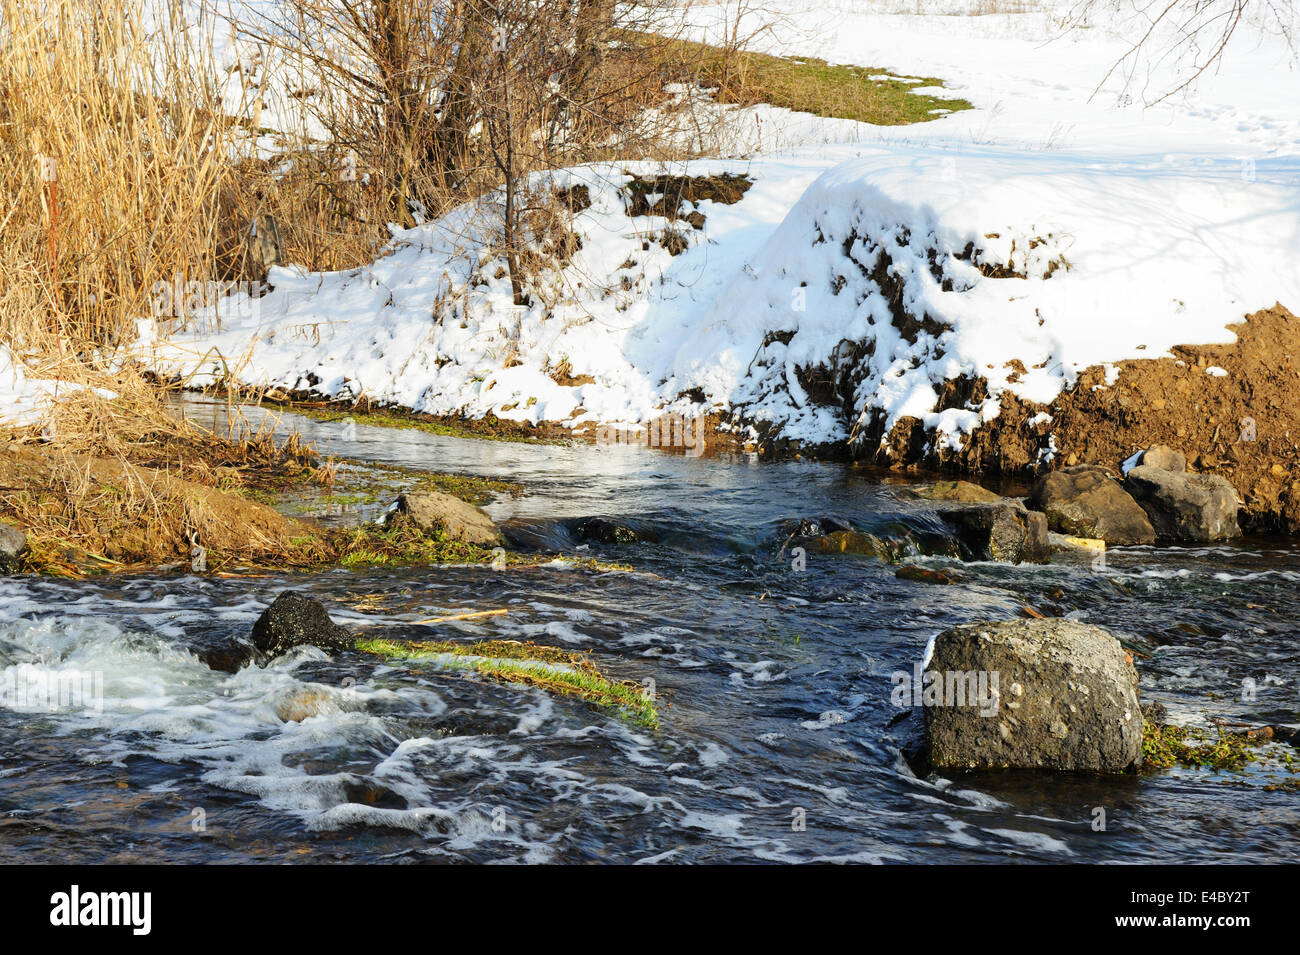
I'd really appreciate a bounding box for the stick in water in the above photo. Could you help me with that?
[413,608,510,625]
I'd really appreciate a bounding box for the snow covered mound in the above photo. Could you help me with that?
[142,145,1300,456]
[688,147,1300,451]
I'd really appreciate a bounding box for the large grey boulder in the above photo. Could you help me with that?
[937,499,1049,564]
[1123,465,1240,542]
[0,521,25,574]
[922,618,1143,773]
[251,591,354,660]
[395,490,503,546]
[1029,465,1155,545]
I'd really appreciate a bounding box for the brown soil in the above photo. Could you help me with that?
[0,447,329,573]
[874,305,1300,532]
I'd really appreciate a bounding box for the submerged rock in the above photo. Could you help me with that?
[571,517,641,544]
[1029,465,1155,545]
[937,500,1049,564]
[1123,465,1241,541]
[804,529,901,560]
[194,640,257,674]
[0,521,25,574]
[395,490,503,546]
[779,516,853,539]
[251,591,355,660]
[908,480,1001,504]
[922,618,1143,773]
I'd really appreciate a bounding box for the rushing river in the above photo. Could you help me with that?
[0,399,1296,863]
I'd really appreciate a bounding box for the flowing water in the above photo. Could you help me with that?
[1,399,1296,863]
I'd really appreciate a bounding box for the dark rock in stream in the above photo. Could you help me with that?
[571,517,641,544]
[923,618,1144,773]
[195,640,257,674]
[251,591,355,661]
[938,499,1050,564]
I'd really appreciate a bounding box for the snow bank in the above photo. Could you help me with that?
[132,0,1300,455]
[140,144,1300,451]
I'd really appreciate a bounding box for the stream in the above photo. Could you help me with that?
[0,398,1296,863]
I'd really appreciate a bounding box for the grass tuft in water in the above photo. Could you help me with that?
[355,636,659,728]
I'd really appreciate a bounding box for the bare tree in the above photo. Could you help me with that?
[1063,0,1297,104]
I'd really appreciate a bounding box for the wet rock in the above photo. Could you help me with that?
[1047,532,1106,558]
[0,521,25,574]
[805,529,901,560]
[908,480,1001,504]
[1029,466,1155,545]
[922,618,1143,773]
[343,781,409,810]
[571,517,640,544]
[779,516,853,539]
[1123,465,1241,541]
[895,564,962,585]
[251,591,355,660]
[937,500,1049,564]
[395,490,503,546]
[1140,444,1186,473]
[194,640,256,673]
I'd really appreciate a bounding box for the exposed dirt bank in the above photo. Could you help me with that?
[868,306,1300,532]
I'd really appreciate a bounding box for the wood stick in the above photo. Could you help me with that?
[412,608,510,625]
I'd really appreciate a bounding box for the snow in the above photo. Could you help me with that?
[0,347,112,427]
[128,1,1300,452]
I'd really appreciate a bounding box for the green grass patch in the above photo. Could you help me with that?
[1142,721,1265,771]
[355,636,659,728]
[333,522,500,567]
[332,521,633,573]
[627,32,972,125]
[287,403,564,445]
[411,472,523,507]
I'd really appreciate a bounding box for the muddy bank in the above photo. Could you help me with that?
[838,306,1300,533]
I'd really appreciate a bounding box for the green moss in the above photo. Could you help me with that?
[332,522,633,573]
[356,636,659,728]
[1142,721,1261,771]
[334,523,499,567]
[411,472,523,507]
[287,404,561,445]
